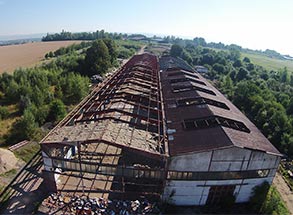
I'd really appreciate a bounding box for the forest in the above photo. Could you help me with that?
[169,42,293,157]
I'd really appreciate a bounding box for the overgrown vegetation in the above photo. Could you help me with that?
[279,162,293,190]
[250,182,289,215]
[14,142,40,163]
[0,33,142,149]
[170,43,293,157]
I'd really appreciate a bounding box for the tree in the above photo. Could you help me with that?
[170,44,183,57]
[233,59,242,68]
[236,67,248,81]
[84,39,111,76]
[213,63,225,74]
[7,108,40,144]
[47,99,67,123]
[193,37,207,47]
[287,98,293,115]
[243,57,251,63]
[229,49,241,61]
[249,182,270,212]
[280,67,290,83]
[181,50,192,64]
[0,106,9,120]
[220,75,234,98]
[103,38,117,64]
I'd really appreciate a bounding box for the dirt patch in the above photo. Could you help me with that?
[0,148,24,174]
[273,172,293,214]
[0,41,83,74]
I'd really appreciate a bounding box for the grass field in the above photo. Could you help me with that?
[241,52,293,73]
[0,40,83,74]
[209,47,293,73]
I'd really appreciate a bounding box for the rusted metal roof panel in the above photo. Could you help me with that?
[159,56,281,157]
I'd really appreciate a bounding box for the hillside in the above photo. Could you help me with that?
[241,52,293,73]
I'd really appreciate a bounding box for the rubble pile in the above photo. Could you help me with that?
[43,193,160,215]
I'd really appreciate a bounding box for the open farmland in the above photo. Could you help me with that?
[0,41,83,73]
[241,52,293,73]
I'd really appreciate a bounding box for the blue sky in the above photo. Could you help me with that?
[1,0,293,55]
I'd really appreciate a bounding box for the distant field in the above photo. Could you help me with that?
[209,47,293,73]
[241,52,293,73]
[0,41,82,74]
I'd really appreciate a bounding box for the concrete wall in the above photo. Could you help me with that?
[168,151,212,171]
[42,146,76,188]
[164,147,281,205]
[42,151,53,171]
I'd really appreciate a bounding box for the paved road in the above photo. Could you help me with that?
[273,172,293,214]
[0,150,48,214]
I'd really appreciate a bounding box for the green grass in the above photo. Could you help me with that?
[208,47,293,73]
[241,52,293,73]
[14,142,40,163]
[0,169,17,177]
[262,185,290,215]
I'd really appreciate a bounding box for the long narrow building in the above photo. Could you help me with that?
[40,53,281,205]
[159,56,281,205]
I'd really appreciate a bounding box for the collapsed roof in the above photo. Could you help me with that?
[41,54,167,159]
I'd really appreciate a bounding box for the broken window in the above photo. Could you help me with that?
[172,85,216,96]
[177,97,230,110]
[170,77,206,86]
[183,116,250,133]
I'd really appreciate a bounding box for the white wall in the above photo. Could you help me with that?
[42,151,53,171]
[164,147,280,206]
[163,180,209,205]
[168,151,212,171]
[168,147,280,172]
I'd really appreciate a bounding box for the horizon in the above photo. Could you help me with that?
[1,0,293,55]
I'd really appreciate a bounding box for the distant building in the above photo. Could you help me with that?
[40,54,281,206]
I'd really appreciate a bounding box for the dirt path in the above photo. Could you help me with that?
[273,172,293,214]
[137,45,146,54]
[0,151,48,214]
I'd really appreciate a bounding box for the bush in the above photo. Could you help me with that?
[0,106,9,120]
[250,182,289,215]
[47,99,67,123]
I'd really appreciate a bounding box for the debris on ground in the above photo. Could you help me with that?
[40,192,161,215]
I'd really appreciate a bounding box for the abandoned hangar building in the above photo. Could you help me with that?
[40,53,281,206]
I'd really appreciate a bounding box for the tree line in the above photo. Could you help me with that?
[164,36,291,60]
[42,29,126,41]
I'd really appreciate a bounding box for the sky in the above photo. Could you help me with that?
[0,0,293,55]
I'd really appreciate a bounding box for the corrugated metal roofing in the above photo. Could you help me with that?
[160,56,282,157]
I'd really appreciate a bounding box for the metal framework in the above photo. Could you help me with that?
[40,53,168,199]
